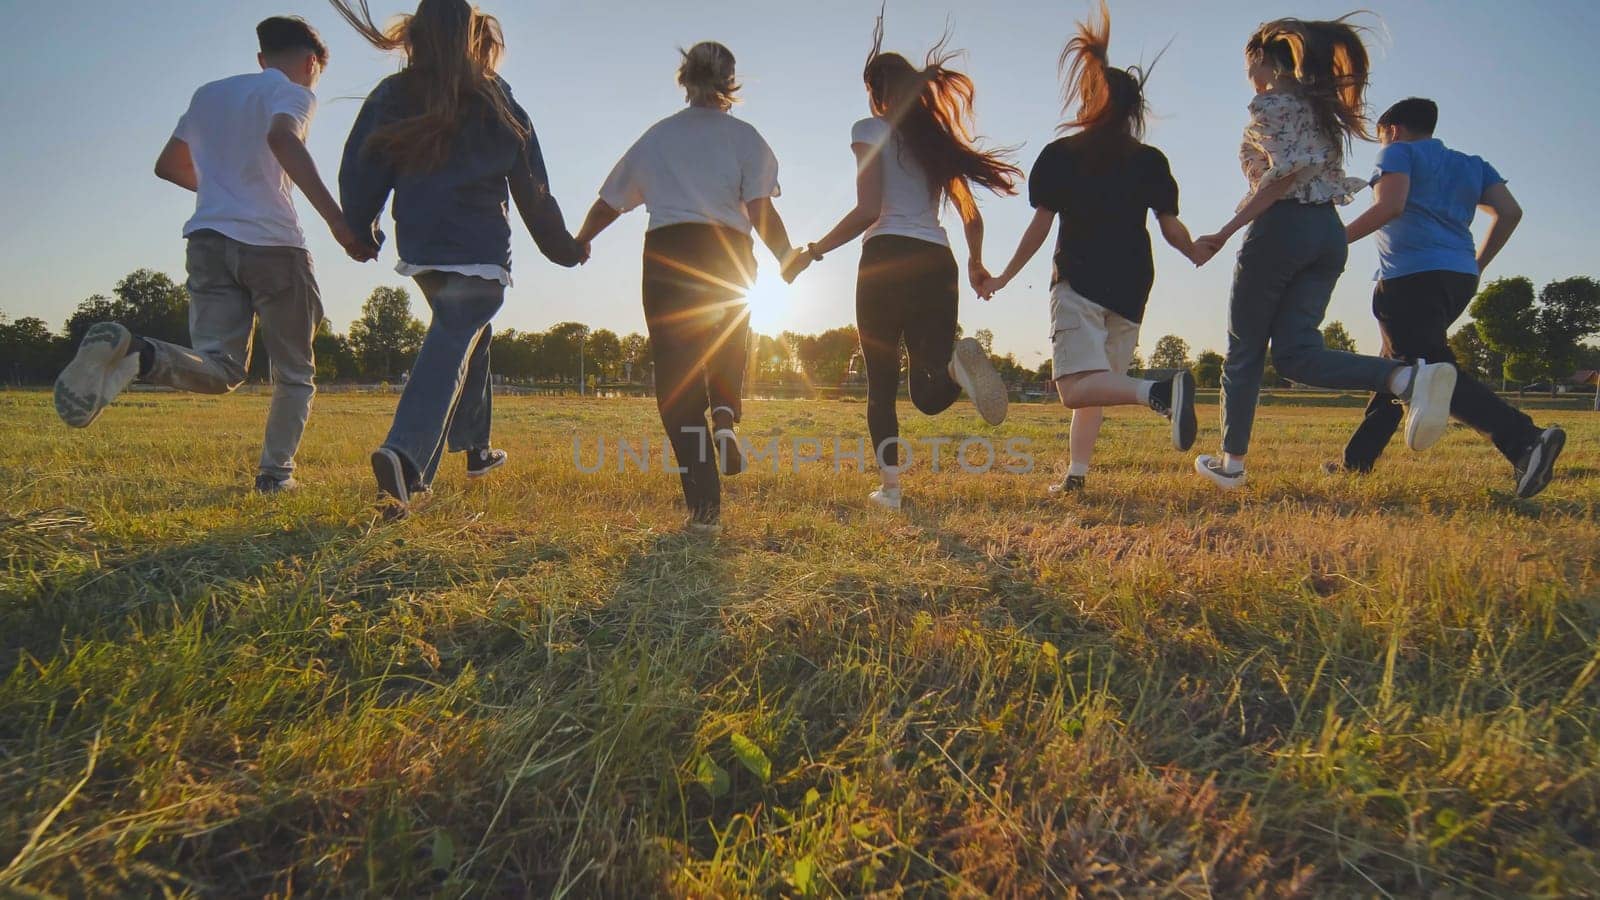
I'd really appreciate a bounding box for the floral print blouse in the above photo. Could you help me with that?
[1237,90,1367,212]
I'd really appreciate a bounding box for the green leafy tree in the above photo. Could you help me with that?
[0,315,66,384]
[1126,351,1144,376]
[1448,324,1503,384]
[1470,277,1540,389]
[796,325,860,386]
[1148,334,1192,371]
[1194,349,1225,388]
[349,286,425,381]
[542,322,588,383]
[584,328,623,381]
[974,328,995,356]
[1532,277,1600,394]
[1322,320,1359,353]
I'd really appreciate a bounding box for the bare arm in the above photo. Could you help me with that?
[1346,172,1410,245]
[986,208,1056,294]
[155,138,198,192]
[956,184,989,293]
[746,196,798,264]
[1476,182,1522,274]
[1157,212,1197,260]
[811,144,885,257]
[267,114,374,260]
[574,199,621,247]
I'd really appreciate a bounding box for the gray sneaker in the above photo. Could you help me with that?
[949,337,1008,426]
[54,322,141,428]
[1514,427,1565,499]
[254,474,300,495]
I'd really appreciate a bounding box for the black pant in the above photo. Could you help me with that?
[642,224,755,522]
[856,235,963,467]
[1343,270,1539,471]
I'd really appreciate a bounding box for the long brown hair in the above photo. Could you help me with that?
[863,16,1021,220]
[1060,1,1157,143]
[679,41,740,111]
[1247,15,1374,162]
[329,0,528,173]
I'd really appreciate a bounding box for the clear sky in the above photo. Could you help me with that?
[2,1,1597,366]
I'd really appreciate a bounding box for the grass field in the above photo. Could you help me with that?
[2,389,1597,897]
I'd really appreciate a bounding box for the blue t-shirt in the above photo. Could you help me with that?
[1371,139,1504,280]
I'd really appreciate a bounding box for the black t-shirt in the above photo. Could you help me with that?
[1028,134,1180,324]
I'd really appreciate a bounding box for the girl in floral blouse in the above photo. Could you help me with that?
[1189,17,1458,491]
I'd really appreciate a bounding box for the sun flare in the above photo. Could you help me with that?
[745,269,798,336]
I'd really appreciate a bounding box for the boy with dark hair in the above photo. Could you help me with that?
[1338,97,1564,498]
[53,16,375,493]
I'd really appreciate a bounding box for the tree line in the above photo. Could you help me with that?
[4,269,1596,393]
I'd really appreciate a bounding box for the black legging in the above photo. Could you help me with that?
[642,223,755,522]
[856,235,962,468]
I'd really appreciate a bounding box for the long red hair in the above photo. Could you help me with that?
[863,16,1021,220]
[1247,15,1374,163]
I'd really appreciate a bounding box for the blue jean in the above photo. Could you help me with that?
[383,271,502,486]
[1220,201,1401,456]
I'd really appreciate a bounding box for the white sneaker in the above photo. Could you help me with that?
[1195,455,1247,491]
[868,486,903,511]
[1402,359,1458,452]
[949,337,1008,426]
[54,322,140,428]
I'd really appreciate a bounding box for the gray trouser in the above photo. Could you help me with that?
[1220,201,1401,456]
[145,231,322,479]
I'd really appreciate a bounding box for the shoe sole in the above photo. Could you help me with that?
[371,448,410,519]
[465,455,507,480]
[1172,371,1198,451]
[1405,364,1458,451]
[715,429,745,477]
[1516,428,1566,499]
[952,338,1008,427]
[1194,456,1247,492]
[868,492,903,511]
[54,323,132,428]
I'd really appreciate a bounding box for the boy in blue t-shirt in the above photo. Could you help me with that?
[1340,98,1564,499]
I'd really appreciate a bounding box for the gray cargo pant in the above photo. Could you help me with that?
[144,230,322,480]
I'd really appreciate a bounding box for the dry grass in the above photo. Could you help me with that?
[1,390,1596,897]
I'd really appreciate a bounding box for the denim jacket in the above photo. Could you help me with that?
[339,75,583,271]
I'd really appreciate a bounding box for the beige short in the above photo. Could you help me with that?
[1049,282,1141,378]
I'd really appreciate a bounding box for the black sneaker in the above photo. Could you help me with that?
[371,447,410,520]
[1049,475,1087,495]
[254,474,300,495]
[466,448,508,479]
[1148,371,1198,451]
[1514,426,1566,499]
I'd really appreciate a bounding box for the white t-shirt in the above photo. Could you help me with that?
[600,107,780,233]
[851,117,949,247]
[174,68,317,249]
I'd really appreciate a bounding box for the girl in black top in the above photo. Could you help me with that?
[983,2,1202,494]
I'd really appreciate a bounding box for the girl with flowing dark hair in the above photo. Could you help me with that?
[573,42,803,536]
[791,15,1021,512]
[982,2,1203,496]
[1188,16,1457,490]
[334,0,586,517]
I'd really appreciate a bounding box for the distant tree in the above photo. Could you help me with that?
[620,332,650,382]
[796,325,859,386]
[1470,277,1540,389]
[974,328,995,356]
[62,294,124,345]
[349,286,425,381]
[585,328,623,381]
[1148,334,1192,371]
[1532,277,1600,394]
[750,333,793,383]
[312,320,359,382]
[0,315,65,384]
[1126,351,1144,376]
[542,322,588,383]
[1034,360,1054,381]
[1322,320,1359,353]
[1448,324,1503,384]
[1194,349,1225,388]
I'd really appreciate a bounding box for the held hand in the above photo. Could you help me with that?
[781,247,813,284]
[1190,234,1228,267]
[577,240,592,265]
[332,220,379,263]
[968,261,993,296]
[978,276,1008,300]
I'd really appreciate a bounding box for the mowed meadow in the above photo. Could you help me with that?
[1,389,1597,897]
